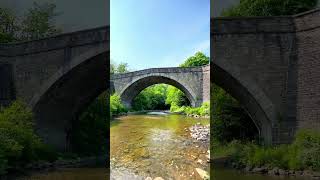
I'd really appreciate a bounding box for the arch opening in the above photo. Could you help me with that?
[33,51,108,151]
[119,76,196,109]
[130,83,191,111]
[212,63,273,144]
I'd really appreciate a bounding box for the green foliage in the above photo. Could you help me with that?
[0,2,60,43]
[21,2,61,40]
[222,0,317,17]
[224,130,320,171]
[179,52,209,67]
[165,85,189,107]
[133,84,170,111]
[110,61,129,74]
[0,8,18,43]
[0,101,56,175]
[212,85,258,143]
[110,94,128,116]
[170,102,210,116]
[71,92,109,156]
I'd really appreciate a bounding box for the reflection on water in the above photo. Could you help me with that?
[110,113,210,180]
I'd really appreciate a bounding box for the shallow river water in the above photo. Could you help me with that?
[110,113,210,179]
[22,113,309,180]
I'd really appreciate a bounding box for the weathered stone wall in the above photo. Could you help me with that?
[212,8,320,144]
[202,65,210,102]
[294,9,320,131]
[0,26,109,151]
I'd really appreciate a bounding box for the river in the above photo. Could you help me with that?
[22,113,308,180]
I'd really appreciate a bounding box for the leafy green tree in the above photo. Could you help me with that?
[0,101,56,175]
[117,63,129,73]
[0,2,61,43]
[110,61,129,74]
[222,0,317,17]
[0,8,18,43]
[21,2,61,40]
[110,93,127,116]
[179,52,209,67]
[165,86,189,107]
[132,84,170,111]
[165,51,209,108]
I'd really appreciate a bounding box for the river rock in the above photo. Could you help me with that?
[189,124,210,142]
[195,168,209,180]
[145,177,152,180]
[268,167,279,176]
[154,177,164,180]
[252,167,267,174]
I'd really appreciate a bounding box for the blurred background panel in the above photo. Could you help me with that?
[0,0,110,32]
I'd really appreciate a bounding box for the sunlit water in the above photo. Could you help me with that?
[110,113,210,180]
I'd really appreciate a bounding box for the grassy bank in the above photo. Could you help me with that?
[212,130,320,171]
[170,102,210,117]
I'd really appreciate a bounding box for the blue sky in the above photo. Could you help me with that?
[111,0,210,70]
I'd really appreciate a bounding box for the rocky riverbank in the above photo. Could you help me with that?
[213,156,320,179]
[189,123,210,143]
[240,165,320,179]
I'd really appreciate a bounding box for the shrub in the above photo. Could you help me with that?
[0,101,56,175]
[110,94,128,116]
[227,129,320,171]
[170,102,210,116]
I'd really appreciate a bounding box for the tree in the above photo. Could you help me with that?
[0,8,18,43]
[222,0,318,17]
[117,63,129,73]
[110,62,129,74]
[132,84,170,111]
[179,52,209,67]
[21,2,61,40]
[165,51,210,108]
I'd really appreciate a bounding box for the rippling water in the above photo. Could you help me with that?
[110,113,210,180]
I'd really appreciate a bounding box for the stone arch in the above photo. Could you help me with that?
[119,75,197,108]
[32,47,108,151]
[213,60,278,144]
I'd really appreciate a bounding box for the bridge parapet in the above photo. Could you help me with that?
[0,26,109,57]
[111,66,203,79]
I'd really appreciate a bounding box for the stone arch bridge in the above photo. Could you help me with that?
[212,8,320,144]
[0,8,319,150]
[0,27,109,151]
[110,65,210,108]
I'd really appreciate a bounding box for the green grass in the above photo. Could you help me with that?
[213,130,320,171]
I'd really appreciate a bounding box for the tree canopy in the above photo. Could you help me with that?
[0,2,61,43]
[179,52,210,67]
[222,0,318,17]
